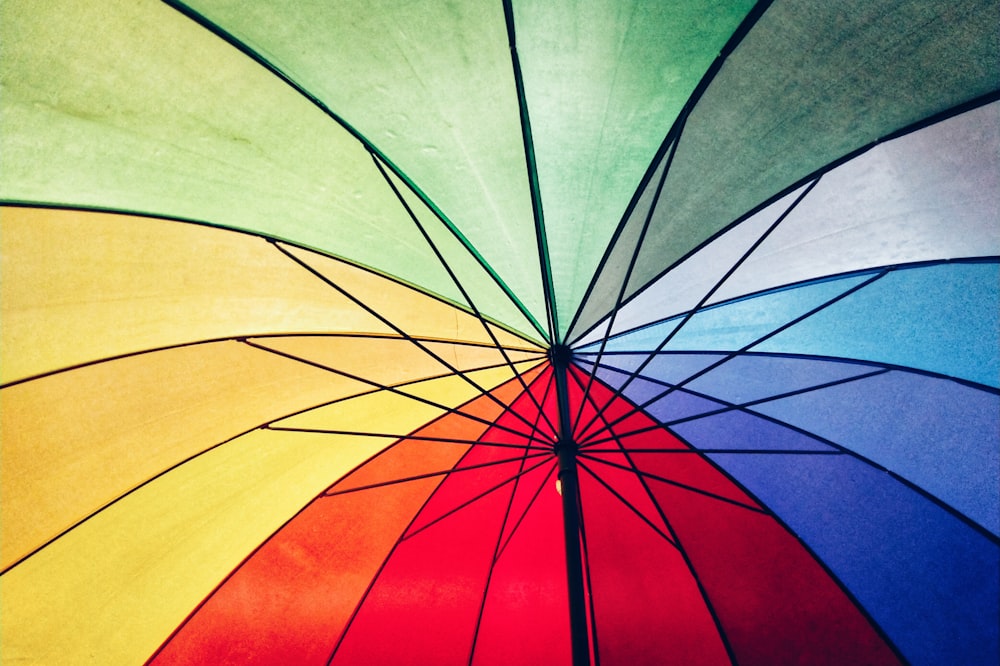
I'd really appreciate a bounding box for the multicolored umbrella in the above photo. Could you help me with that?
[2,1,997,664]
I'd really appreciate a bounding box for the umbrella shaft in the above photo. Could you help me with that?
[557,444,591,666]
[551,344,591,666]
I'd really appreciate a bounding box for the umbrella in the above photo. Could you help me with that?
[1,0,997,664]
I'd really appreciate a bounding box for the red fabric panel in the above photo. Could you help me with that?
[566,365,635,443]
[577,452,669,536]
[497,454,554,547]
[648,482,901,665]
[471,464,570,666]
[329,367,556,664]
[404,443,538,537]
[329,460,515,665]
[579,473,730,666]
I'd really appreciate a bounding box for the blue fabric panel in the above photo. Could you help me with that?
[757,261,1000,387]
[576,352,727,385]
[705,452,1000,666]
[752,371,1000,535]
[578,318,683,354]
[670,409,836,451]
[584,273,871,354]
[681,352,881,405]
[641,388,728,426]
[587,363,726,424]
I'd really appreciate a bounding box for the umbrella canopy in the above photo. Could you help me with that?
[1,1,998,665]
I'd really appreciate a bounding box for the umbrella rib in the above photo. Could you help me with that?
[701,409,1000,545]
[660,427,911,662]
[0,422,256,577]
[576,363,891,448]
[566,369,768,516]
[582,447,842,455]
[501,0,558,341]
[467,416,546,666]
[0,199,547,354]
[158,0,547,343]
[321,453,550,498]
[577,254,1000,353]
[578,453,766,515]
[580,332,1000,396]
[399,457,554,542]
[247,331,544,354]
[576,267,892,442]
[324,439,486,665]
[489,364,561,562]
[266,426,550,451]
[568,125,686,434]
[244,338,549,443]
[492,463,557,564]
[573,175,822,439]
[576,461,676,547]
[0,330,544,391]
[577,463,740,665]
[269,241,556,441]
[575,377,742,664]
[370,153,560,438]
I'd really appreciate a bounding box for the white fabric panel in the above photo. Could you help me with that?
[579,102,999,344]
[575,186,806,345]
[709,101,1000,305]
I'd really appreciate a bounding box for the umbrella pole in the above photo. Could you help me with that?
[551,345,591,666]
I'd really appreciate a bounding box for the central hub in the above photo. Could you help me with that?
[547,343,574,368]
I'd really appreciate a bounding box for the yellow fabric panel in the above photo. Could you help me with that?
[272,363,537,434]
[0,206,397,383]
[397,361,539,405]
[253,335,545,387]
[0,341,370,568]
[279,242,542,350]
[0,428,395,666]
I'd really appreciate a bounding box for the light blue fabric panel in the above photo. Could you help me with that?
[680,353,881,405]
[757,261,1000,387]
[585,363,727,425]
[670,409,837,451]
[574,352,727,384]
[584,273,872,354]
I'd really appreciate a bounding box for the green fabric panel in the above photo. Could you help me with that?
[575,0,1000,339]
[567,150,669,345]
[177,0,547,333]
[513,0,756,341]
[0,0,498,325]
[379,163,546,344]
